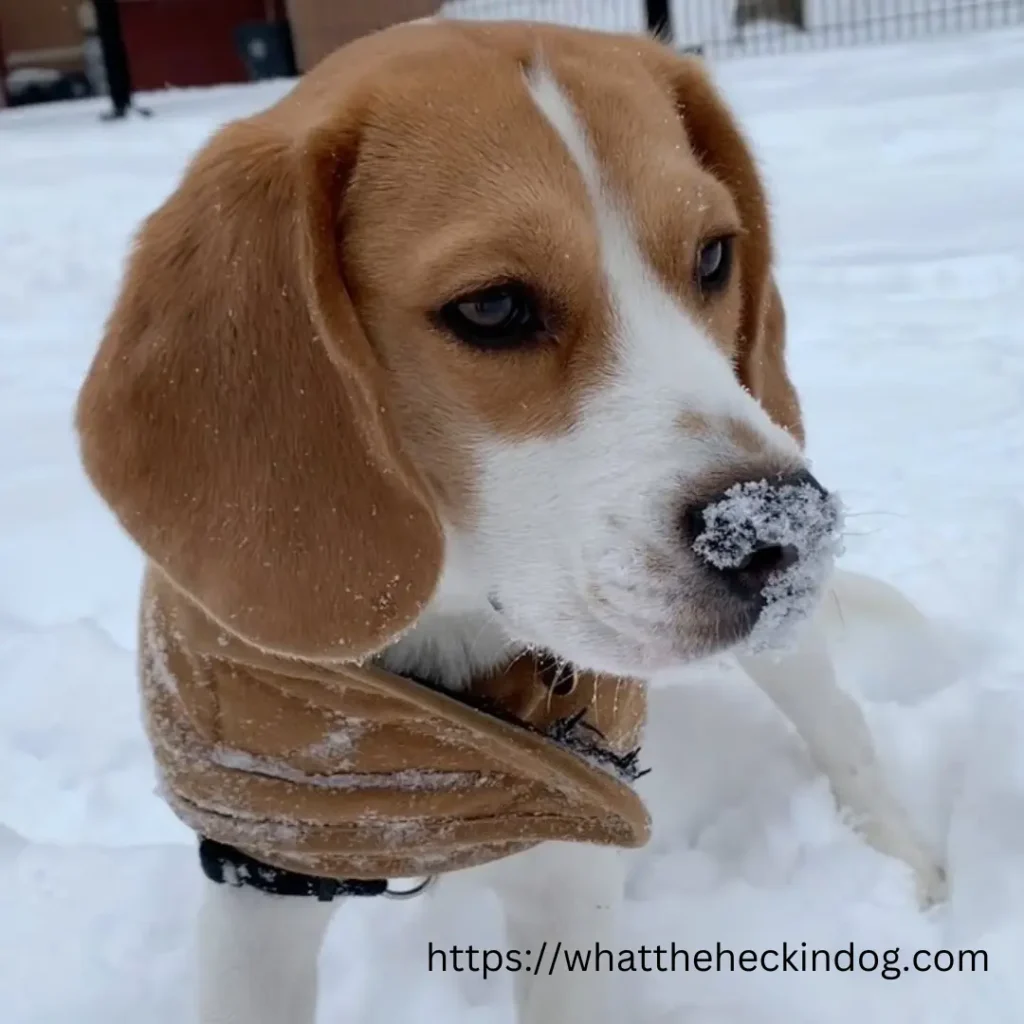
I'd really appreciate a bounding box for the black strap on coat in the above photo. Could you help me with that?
[198,838,388,902]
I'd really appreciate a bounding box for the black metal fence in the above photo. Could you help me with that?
[441,0,1024,57]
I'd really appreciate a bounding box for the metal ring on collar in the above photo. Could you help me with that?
[383,875,437,900]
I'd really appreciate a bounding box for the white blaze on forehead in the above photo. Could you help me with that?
[523,63,799,456]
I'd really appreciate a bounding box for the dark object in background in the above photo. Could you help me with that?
[93,0,150,119]
[0,18,8,108]
[734,0,807,33]
[5,68,93,107]
[234,19,297,82]
[645,0,672,39]
[645,2,702,56]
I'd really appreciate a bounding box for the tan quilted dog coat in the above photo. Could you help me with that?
[142,568,648,878]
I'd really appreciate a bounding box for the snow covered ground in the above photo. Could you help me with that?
[2,22,1024,1024]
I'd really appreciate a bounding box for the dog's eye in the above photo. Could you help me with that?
[439,284,543,349]
[695,236,734,295]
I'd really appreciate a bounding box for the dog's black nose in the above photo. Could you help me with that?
[683,469,829,600]
[723,541,799,596]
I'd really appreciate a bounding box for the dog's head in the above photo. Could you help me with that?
[76,20,838,676]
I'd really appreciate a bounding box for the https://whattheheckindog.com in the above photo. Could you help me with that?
[427,940,987,981]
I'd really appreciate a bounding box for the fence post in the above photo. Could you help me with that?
[93,0,148,119]
[0,19,8,108]
[645,0,673,41]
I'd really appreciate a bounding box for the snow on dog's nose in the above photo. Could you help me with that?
[685,470,845,651]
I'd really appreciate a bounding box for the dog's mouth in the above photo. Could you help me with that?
[397,648,647,783]
[533,650,579,696]
[485,476,842,675]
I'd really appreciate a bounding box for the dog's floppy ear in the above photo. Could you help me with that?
[750,276,804,445]
[75,104,444,660]
[650,52,805,445]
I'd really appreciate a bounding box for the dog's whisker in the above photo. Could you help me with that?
[829,585,848,630]
[842,509,907,520]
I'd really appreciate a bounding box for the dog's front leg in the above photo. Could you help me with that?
[494,842,625,1024]
[197,877,338,1024]
[738,580,947,907]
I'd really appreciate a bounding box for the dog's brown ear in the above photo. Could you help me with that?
[748,277,804,444]
[649,52,805,445]
[75,108,444,660]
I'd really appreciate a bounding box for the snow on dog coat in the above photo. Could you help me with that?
[142,568,650,880]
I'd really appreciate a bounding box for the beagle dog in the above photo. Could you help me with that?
[74,19,945,1024]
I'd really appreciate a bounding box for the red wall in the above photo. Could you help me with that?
[119,0,275,91]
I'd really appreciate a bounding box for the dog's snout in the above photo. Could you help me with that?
[683,504,798,599]
[682,470,825,538]
[782,468,827,497]
[682,468,833,601]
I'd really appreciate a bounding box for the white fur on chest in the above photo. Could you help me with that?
[375,548,519,691]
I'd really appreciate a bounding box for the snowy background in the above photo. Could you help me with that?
[2,18,1024,1024]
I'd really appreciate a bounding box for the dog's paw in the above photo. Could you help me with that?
[853,817,948,909]
[914,859,948,910]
